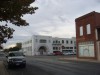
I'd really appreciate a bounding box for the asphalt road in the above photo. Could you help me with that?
[1,56,100,75]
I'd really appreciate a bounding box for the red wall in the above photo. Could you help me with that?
[75,11,100,59]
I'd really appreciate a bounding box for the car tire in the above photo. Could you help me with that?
[8,64,11,69]
[22,64,26,68]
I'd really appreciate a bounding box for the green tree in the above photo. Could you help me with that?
[4,42,22,52]
[0,0,38,48]
[8,47,19,51]
[16,43,22,50]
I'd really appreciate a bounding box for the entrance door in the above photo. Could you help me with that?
[83,45,89,56]
[38,46,47,55]
[97,41,100,60]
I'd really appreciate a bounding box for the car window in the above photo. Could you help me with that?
[8,52,23,57]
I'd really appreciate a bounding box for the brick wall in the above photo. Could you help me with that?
[75,11,100,59]
[75,11,98,42]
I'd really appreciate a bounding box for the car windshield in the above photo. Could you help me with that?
[8,52,23,57]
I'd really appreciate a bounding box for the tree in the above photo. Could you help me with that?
[16,43,22,50]
[0,0,38,48]
[4,42,22,52]
[8,47,20,51]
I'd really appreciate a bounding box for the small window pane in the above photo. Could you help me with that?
[80,26,83,36]
[87,24,91,34]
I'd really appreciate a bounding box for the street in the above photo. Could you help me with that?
[0,56,100,75]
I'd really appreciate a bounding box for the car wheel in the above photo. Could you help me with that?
[8,64,11,69]
[22,64,26,68]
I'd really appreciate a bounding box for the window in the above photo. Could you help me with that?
[66,40,68,44]
[62,47,65,49]
[71,41,73,44]
[74,41,76,44]
[80,26,83,36]
[8,52,24,57]
[74,47,76,49]
[53,47,58,50]
[86,24,91,34]
[36,39,38,42]
[56,47,58,50]
[40,39,46,43]
[62,40,64,43]
[59,47,60,50]
[66,47,69,49]
[70,47,73,49]
[53,41,55,43]
[58,41,60,43]
[62,46,65,49]
[56,40,58,43]
[49,40,51,43]
[53,47,55,50]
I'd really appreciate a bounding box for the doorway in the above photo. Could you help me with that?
[97,28,100,41]
[38,46,47,55]
[97,41,100,60]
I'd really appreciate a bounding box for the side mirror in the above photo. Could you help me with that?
[23,55,25,57]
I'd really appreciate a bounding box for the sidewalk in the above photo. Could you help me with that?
[0,61,8,75]
[59,57,100,63]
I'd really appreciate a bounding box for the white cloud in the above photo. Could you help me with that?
[3,0,100,47]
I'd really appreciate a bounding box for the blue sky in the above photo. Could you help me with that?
[3,0,100,48]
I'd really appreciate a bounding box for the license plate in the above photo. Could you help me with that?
[16,63,20,65]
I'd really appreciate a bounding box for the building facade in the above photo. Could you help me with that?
[75,11,100,60]
[52,37,76,54]
[22,35,76,56]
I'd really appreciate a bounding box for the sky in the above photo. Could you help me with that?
[3,0,100,48]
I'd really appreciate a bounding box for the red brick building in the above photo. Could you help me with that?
[75,11,100,60]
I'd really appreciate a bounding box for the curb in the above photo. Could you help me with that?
[59,58,100,63]
[0,61,8,75]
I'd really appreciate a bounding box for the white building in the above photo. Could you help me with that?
[22,35,76,56]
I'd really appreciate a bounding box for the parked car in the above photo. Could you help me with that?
[47,53,55,56]
[6,51,26,68]
[53,51,63,55]
[63,52,76,55]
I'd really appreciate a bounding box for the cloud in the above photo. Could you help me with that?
[3,0,100,47]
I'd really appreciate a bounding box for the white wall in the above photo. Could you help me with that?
[22,38,33,56]
[52,37,76,53]
[22,35,76,56]
[32,35,53,55]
